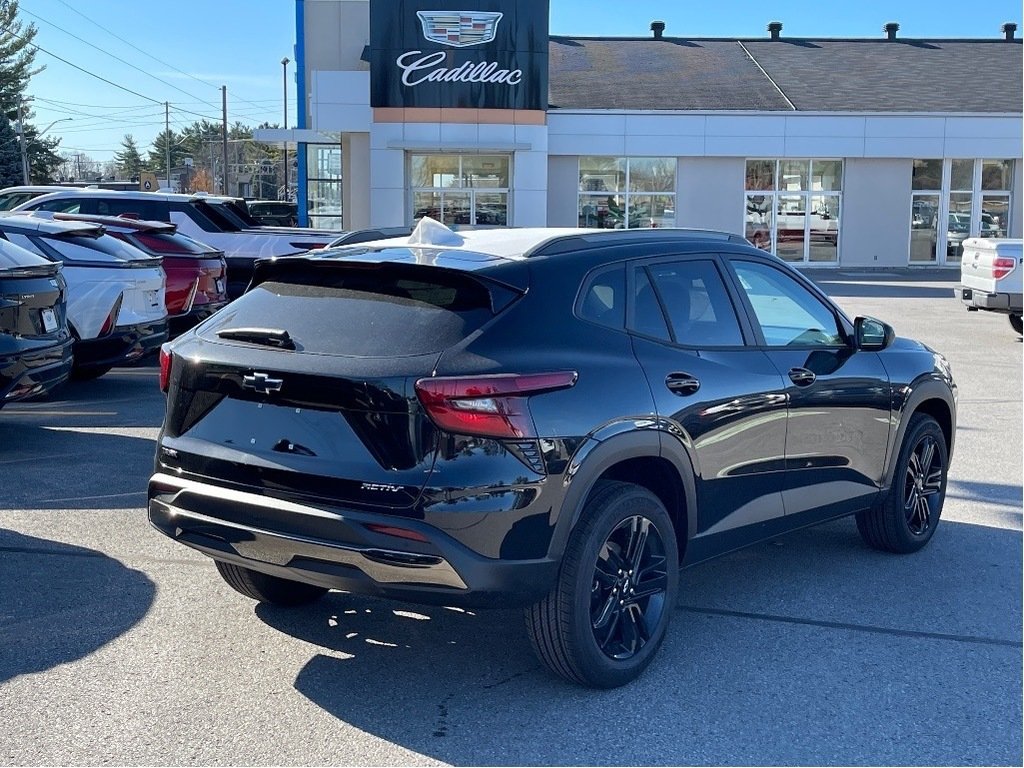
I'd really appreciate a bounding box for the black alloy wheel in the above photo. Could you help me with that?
[902,434,943,536]
[525,481,679,688]
[856,413,948,554]
[590,515,669,660]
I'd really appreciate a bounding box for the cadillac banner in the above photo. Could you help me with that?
[369,0,550,110]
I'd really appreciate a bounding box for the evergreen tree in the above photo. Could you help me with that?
[114,134,143,180]
[146,129,184,175]
[0,113,23,187]
[0,1,62,181]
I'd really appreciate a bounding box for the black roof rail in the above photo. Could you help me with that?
[527,227,749,257]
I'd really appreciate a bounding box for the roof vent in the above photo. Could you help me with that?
[884,21,899,40]
[1002,22,1017,40]
[650,20,665,39]
[767,21,783,40]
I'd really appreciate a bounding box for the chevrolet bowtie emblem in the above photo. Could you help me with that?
[242,372,284,394]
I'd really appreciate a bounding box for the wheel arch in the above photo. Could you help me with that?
[549,428,698,562]
[884,378,956,488]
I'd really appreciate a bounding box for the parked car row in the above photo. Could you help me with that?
[0,185,422,402]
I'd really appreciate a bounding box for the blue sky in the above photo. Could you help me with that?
[25,0,1023,162]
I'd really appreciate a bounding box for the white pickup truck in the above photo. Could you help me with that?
[958,238,1023,335]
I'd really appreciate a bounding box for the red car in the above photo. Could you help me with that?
[52,213,229,336]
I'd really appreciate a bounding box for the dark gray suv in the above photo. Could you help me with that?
[149,224,957,688]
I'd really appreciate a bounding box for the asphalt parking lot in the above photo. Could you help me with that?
[1,270,1020,766]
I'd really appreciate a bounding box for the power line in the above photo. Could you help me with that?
[5,26,162,105]
[35,96,154,110]
[21,6,222,110]
[54,0,294,117]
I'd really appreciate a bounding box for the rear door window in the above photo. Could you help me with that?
[644,260,745,347]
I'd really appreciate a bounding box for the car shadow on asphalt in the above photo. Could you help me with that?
[0,529,155,684]
[1,367,164,511]
[0,422,156,511]
[254,517,1022,766]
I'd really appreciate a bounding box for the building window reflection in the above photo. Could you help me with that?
[744,159,842,263]
[306,144,343,231]
[578,157,676,229]
[409,153,509,227]
[909,158,1014,264]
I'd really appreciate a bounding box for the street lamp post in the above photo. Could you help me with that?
[18,113,73,183]
[282,57,290,201]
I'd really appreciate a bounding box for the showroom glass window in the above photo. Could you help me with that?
[578,157,676,229]
[744,159,843,263]
[909,159,1015,264]
[307,144,343,230]
[410,154,509,227]
[910,160,942,263]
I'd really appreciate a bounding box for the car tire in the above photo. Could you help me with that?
[1009,314,1022,335]
[214,560,328,606]
[856,413,948,554]
[525,481,679,688]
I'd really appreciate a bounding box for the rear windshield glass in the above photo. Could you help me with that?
[0,237,50,268]
[44,233,155,263]
[206,271,502,357]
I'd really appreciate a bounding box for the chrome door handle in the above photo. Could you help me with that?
[665,372,700,396]
[788,367,816,386]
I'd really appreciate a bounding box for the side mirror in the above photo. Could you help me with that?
[855,316,895,351]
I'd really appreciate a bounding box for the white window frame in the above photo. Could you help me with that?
[909,159,1015,266]
[743,159,844,265]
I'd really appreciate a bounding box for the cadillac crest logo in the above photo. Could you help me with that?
[416,10,503,47]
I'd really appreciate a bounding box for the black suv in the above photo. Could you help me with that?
[0,239,73,407]
[149,224,957,688]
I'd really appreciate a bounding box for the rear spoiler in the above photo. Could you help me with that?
[249,253,527,314]
[51,212,177,235]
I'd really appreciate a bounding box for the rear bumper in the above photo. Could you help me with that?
[75,319,169,370]
[0,336,73,405]
[147,473,559,608]
[958,285,1023,314]
[168,301,229,337]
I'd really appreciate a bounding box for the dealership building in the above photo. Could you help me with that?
[257,0,1023,268]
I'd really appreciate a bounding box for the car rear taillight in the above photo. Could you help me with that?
[158,345,171,392]
[98,293,123,336]
[415,372,578,439]
[991,257,1016,280]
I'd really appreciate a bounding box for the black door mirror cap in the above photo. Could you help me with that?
[855,316,895,351]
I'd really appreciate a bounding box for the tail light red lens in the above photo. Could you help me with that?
[158,345,172,392]
[98,293,123,337]
[991,257,1016,280]
[415,372,578,439]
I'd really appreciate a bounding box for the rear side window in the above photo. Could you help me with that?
[204,269,512,357]
[33,199,81,213]
[645,260,745,347]
[93,198,166,221]
[578,264,625,329]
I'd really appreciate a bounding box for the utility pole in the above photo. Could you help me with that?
[221,86,229,196]
[17,98,29,184]
[164,102,171,191]
[282,57,289,201]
